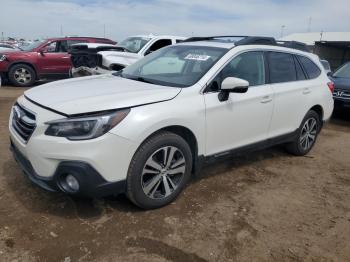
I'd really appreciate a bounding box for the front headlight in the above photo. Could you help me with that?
[45,109,130,140]
[0,55,6,62]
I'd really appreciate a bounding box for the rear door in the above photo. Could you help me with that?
[37,40,71,76]
[267,52,310,138]
[204,51,274,155]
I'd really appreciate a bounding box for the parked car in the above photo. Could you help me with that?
[69,43,121,77]
[329,61,350,109]
[320,59,331,75]
[9,36,334,209]
[70,35,186,77]
[0,37,116,87]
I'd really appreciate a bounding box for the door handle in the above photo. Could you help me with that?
[303,88,311,94]
[261,95,272,104]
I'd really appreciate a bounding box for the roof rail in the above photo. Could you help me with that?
[276,40,309,52]
[183,35,310,52]
[235,36,277,46]
[183,36,248,43]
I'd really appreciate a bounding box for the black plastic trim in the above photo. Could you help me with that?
[10,140,126,198]
[203,130,298,163]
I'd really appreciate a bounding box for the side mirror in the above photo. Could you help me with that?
[218,77,249,102]
[39,48,48,56]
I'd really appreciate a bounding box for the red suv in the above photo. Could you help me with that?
[0,37,116,87]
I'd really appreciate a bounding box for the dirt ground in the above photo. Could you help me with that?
[0,85,350,262]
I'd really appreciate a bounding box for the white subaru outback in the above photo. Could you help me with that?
[9,36,334,209]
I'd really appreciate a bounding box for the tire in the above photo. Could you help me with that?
[8,64,36,87]
[127,131,193,209]
[286,110,321,156]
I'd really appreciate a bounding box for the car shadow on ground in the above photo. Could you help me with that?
[331,108,350,125]
[2,145,289,219]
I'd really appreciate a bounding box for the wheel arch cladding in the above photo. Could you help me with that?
[142,125,199,174]
[310,105,324,121]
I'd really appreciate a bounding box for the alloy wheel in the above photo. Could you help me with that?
[300,117,318,151]
[14,68,32,84]
[141,146,186,199]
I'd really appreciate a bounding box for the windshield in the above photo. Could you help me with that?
[20,40,45,51]
[117,37,151,53]
[117,45,227,87]
[333,62,350,78]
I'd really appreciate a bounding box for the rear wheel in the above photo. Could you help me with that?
[9,64,36,87]
[127,132,192,209]
[286,110,321,156]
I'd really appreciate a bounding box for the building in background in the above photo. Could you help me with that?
[281,32,350,71]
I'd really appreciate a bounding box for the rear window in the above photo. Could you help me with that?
[298,56,321,79]
[268,52,296,83]
[294,56,307,80]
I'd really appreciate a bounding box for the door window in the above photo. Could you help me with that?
[45,41,57,53]
[146,39,172,55]
[268,52,297,83]
[44,41,68,53]
[207,51,265,92]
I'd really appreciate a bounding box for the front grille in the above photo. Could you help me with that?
[333,89,350,100]
[11,103,36,142]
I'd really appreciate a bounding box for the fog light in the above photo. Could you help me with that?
[66,174,79,192]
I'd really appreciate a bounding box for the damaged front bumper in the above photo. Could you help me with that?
[70,66,114,78]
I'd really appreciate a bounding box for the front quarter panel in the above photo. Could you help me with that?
[109,86,206,156]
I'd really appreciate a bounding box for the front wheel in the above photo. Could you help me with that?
[8,64,36,87]
[127,132,193,209]
[286,110,321,156]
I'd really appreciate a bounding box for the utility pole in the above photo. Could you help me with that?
[1,32,4,41]
[307,17,312,32]
[103,24,106,38]
[280,25,286,38]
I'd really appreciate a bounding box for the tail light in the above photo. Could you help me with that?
[327,82,335,93]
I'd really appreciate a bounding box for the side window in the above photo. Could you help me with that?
[207,51,265,92]
[268,52,296,83]
[176,39,184,43]
[57,40,68,52]
[298,56,321,79]
[45,41,57,53]
[146,39,172,55]
[294,56,307,80]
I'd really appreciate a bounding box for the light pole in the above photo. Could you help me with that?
[280,25,286,38]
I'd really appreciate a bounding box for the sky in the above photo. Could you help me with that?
[0,0,349,41]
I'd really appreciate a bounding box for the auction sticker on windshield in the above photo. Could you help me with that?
[184,54,211,61]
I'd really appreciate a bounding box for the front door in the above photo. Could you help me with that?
[37,40,71,76]
[204,51,274,156]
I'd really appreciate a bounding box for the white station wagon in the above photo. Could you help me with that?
[9,36,334,209]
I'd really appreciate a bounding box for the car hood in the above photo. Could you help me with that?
[330,77,350,90]
[25,74,181,115]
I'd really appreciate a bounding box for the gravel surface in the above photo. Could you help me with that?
[1,85,350,261]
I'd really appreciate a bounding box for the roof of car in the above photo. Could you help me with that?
[46,36,113,41]
[178,40,235,49]
[178,36,314,56]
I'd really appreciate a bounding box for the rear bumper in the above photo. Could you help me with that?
[10,140,126,198]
